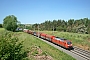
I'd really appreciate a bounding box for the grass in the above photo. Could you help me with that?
[17,32,75,60]
[0,28,5,32]
[40,31,90,51]
[0,28,75,60]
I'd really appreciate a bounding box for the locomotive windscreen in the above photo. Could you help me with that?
[67,42,72,45]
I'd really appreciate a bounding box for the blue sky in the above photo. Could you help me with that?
[0,0,90,24]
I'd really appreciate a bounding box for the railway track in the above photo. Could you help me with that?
[32,34,90,60]
[70,46,90,60]
[36,35,90,60]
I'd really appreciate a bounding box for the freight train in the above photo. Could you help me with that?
[23,29,73,49]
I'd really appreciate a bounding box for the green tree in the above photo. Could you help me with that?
[67,19,74,32]
[3,15,18,32]
[87,20,90,34]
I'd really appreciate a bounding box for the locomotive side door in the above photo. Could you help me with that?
[64,42,67,48]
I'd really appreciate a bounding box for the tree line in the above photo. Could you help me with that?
[1,15,90,34]
[32,18,90,34]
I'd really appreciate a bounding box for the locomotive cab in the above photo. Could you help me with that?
[66,41,73,49]
[55,37,73,49]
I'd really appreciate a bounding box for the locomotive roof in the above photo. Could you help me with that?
[66,40,71,42]
[55,37,67,40]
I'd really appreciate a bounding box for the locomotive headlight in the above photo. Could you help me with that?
[71,44,72,46]
[68,45,70,46]
[68,44,72,46]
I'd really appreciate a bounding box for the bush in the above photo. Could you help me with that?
[0,31,24,60]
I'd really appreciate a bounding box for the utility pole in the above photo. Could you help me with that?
[25,24,26,29]
[34,26,35,31]
[38,24,39,38]
[53,26,54,35]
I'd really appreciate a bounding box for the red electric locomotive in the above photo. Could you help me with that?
[52,37,72,49]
